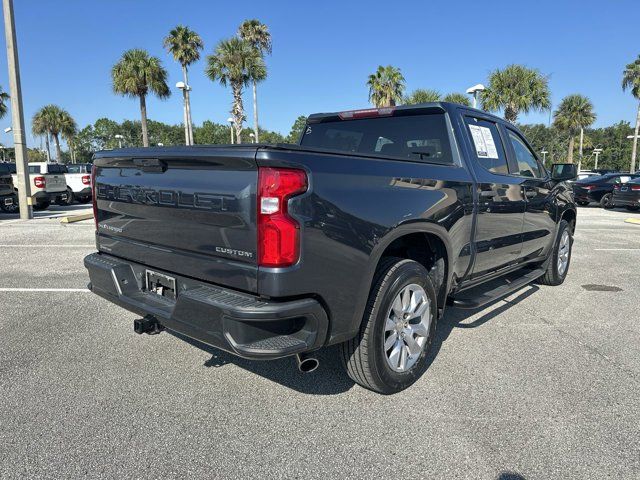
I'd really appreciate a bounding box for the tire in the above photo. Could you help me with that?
[600,193,613,209]
[341,257,438,394]
[78,195,91,204]
[56,188,73,206]
[576,201,589,206]
[538,219,573,286]
[626,206,639,212]
[33,201,50,211]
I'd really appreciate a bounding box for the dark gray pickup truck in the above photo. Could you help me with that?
[85,102,577,394]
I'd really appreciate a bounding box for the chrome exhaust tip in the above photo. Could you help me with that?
[296,353,319,373]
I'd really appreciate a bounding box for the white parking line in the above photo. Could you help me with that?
[0,245,94,248]
[593,248,640,251]
[0,288,90,292]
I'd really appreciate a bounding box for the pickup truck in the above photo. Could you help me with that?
[84,103,577,394]
[7,162,68,210]
[60,163,93,205]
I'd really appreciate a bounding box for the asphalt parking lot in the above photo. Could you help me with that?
[1,205,639,479]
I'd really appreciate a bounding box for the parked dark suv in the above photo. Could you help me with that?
[573,173,640,208]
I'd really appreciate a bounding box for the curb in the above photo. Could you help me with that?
[60,212,94,224]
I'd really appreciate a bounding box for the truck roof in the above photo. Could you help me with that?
[307,102,505,124]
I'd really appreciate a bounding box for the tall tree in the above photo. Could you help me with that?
[206,37,265,144]
[286,115,307,143]
[622,55,640,173]
[0,86,10,119]
[367,65,405,108]
[238,19,272,143]
[31,105,77,161]
[403,89,441,105]
[553,94,596,163]
[443,92,471,106]
[481,64,551,123]
[163,25,203,145]
[112,49,170,147]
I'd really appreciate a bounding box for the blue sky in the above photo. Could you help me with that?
[0,0,638,147]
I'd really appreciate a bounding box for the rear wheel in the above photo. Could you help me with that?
[626,206,640,212]
[341,257,437,394]
[77,195,91,204]
[576,201,589,206]
[538,219,572,286]
[600,193,614,209]
[33,201,50,211]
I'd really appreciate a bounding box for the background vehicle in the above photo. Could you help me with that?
[0,163,17,213]
[62,163,93,204]
[612,177,640,211]
[18,162,69,210]
[84,103,577,394]
[567,171,600,188]
[573,172,640,208]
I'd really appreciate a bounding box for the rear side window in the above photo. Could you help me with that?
[67,165,81,174]
[464,117,509,174]
[300,114,454,164]
[506,130,543,178]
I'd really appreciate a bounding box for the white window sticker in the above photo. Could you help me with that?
[469,124,499,159]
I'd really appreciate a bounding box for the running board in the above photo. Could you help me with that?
[452,268,544,309]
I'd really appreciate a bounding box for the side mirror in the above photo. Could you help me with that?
[550,163,577,181]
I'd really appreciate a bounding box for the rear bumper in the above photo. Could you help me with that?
[84,253,329,360]
[33,190,67,203]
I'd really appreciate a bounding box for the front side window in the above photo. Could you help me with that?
[464,117,509,174]
[507,130,543,178]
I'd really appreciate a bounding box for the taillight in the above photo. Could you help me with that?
[632,185,640,191]
[257,167,308,267]
[614,185,621,190]
[338,107,395,120]
[91,166,98,231]
[82,175,91,185]
[34,176,46,188]
[584,185,595,190]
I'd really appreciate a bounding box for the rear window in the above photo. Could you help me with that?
[66,165,81,173]
[28,165,42,174]
[0,163,12,174]
[300,114,454,164]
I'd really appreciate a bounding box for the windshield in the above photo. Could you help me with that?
[300,114,454,164]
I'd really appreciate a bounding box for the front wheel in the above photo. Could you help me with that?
[341,257,437,394]
[538,219,573,286]
[600,193,614,209]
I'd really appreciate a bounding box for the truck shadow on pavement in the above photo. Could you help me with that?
[174,285,539,396]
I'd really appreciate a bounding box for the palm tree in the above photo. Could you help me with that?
[206,37,265,144]
[31,105,77,161]
[163,25,204,145]
[553,94,596,164]
[367,66,405,108]
[112,49,170,147]
[622,55,640,173]
[443,92,471,106]
[481,64,551,123]
[238,19,271,143]
[0,86,10,119]
[403,88,441,105]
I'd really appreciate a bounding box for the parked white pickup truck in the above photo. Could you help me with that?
[61,163,92,204]
[12,162,69,210]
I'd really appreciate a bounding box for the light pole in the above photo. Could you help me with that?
[228,117,235,144]
[593,148,603,170]
[176,82,192,145]
[249,132,255,144]
[627,135,640,173]
[540,149,548,165]
[2,0,32,218]
[114,134,124,148]
[465,84,485,109]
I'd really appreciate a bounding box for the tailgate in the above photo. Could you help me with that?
[44,174,67,192]
[93,149,259,293]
